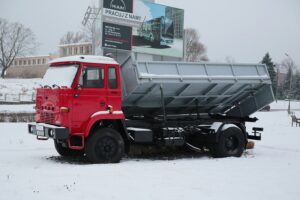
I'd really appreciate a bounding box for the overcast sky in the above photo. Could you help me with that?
[1,0,299,65]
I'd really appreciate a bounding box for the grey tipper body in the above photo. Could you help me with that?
[121,60,274,117]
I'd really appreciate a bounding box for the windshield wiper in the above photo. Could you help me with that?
[43,85,52,89]
[52,84,61,89]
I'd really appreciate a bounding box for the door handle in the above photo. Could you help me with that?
[111,91,118,94]
[74,94,80,98]
[100,101,106,106]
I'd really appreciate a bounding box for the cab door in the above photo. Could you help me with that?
[72,65,107,131]
[106,65,122,112]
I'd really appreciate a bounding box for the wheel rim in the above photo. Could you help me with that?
[95,136,118,160]
[225,136,239,152]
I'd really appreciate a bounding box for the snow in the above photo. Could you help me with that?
[0,102,300,199]
[0,78,41,102]
[58,42,92,47]
[0,78,41,94]
[270,100,300,110]
[42,65,78,88]
[0,104,35,113]
[50,55,118,65]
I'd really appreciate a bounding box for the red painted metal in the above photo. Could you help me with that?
[68,133,85,150]
[35,60,124,149]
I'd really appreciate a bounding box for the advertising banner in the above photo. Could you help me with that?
[102,0,184,58]
[102,22,132,50]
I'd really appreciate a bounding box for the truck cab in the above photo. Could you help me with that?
[29,56,127,163]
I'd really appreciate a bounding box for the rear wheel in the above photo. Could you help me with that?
[85,128,125,163]
[210,126,245,158]
[54,140,84,157]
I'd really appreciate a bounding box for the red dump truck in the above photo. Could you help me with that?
[28,55,274,163]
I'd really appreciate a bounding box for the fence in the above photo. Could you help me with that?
[0,112,35,122]
[0,93,35,104]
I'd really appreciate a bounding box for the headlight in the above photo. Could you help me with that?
[49,129,54,137]
[29,126,34,133]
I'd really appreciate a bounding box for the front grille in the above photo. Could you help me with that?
[40,111,55,124]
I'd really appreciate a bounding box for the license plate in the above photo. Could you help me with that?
[36,125,44,136]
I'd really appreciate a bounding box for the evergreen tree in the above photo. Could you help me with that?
[261,53,277,95]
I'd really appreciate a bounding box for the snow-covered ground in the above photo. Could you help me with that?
[0,105,300,199]
[270,100,300,110]
[0,79,41,102]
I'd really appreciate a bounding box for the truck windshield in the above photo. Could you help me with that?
[42,65,78,88]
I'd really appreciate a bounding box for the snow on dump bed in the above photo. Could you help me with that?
[0,106,300,199]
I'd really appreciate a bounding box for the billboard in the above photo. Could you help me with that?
[102,0,184,58]
[102,22,132,50]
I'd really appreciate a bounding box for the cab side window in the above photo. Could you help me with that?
[108,67,118,89]
[79,67,104,88]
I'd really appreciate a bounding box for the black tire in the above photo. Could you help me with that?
[85,128,125,163]
[54,140,85,157]
[210,127,245,158]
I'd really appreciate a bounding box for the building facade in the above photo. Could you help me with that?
[59,42,92,57]
[165,7,184,38]
[6,54,58,78]
[11,55,56,68]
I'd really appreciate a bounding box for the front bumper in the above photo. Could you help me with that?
[28,123,69,140]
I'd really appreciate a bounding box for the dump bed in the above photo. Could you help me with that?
[121,60,274,118]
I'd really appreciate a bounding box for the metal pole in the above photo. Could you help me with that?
[275,66,279,103]
[288,99,291,114]
[92,22,96,55]
[288,71,292,114]
[285,53,293,114]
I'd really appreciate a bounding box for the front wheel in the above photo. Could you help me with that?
[210,126,245,158]
[85,128,125,163]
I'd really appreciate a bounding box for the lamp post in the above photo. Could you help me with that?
[285,53,293,114]
[275,64,279,103]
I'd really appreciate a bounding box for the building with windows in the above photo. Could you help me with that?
[59,42,92,57]
[165,7,184,38]
[11,55,55,67]
[6,42,93,78]
[6,54,58,78]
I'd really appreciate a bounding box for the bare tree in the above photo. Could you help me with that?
[281,57,296,72]
[0,18,37,78]
[184,28,208,62]
[281,57,298,97]
[59,31,89,45]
